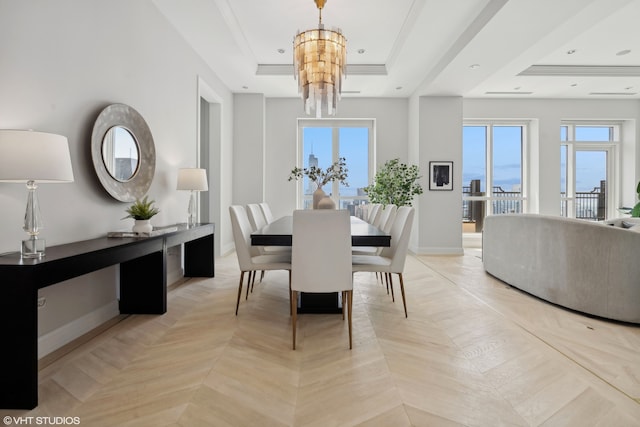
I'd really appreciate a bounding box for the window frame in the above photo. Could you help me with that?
[560,121,620,220]
[296,118,375,209]
[462,120,529,221]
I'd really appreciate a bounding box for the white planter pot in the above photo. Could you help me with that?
[132,219,153,233]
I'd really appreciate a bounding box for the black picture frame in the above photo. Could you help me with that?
[429,161,453,191]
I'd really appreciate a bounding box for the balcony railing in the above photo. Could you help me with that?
[462,180,606,228]
[561,181,606,220]
[462,186,522,224]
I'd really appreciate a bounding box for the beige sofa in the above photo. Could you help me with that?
[482,214,640,323]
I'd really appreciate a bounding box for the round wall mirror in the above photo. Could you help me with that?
[91,104,156,202]
[101,126,140,182]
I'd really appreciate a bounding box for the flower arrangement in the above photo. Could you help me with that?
[122,195,160,220]
[288,157,349,189]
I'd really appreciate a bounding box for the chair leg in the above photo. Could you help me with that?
[289,270,292,316]
[398,273,408,318]
[235,271,245,315]
[246,271,253,300]
[341,291,346,320]
[385,273,390,294]
[347,290,353,349]
[260,270,265,282]
[388,273,395,302]
[291,290,298,350]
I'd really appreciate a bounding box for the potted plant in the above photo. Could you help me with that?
[364,158,423,207]
[123,195,160,233]
[288,157,349,208]
[631,181,640,217]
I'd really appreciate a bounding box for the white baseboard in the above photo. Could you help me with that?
[38,301,120,359]
[168,268,184,285]
[221,242,235,256]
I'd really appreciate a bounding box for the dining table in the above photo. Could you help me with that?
[250,215,391,247]
[250,215,390,313]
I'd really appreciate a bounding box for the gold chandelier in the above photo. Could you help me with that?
[293,0,346,117]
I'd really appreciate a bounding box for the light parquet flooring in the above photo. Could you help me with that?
[4,250,640,426]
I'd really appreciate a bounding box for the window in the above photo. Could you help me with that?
[297,119,374,213]
[560,123,618,220]
[462,123,526,232]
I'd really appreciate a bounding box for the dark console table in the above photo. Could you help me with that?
[0,223,214,409]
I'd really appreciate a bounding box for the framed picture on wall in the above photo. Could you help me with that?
[429,161,453,191]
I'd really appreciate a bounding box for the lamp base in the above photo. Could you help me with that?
[22,237,45,258]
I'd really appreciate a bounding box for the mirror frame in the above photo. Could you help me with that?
[91,104,156,202]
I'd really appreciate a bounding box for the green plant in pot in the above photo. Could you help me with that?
[631,181,640,217]
[123,195,159,233]
[364,158,423,206]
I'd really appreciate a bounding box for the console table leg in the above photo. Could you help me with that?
[0,279,38,409]
[119,249,166,314]
[184,233,214,277]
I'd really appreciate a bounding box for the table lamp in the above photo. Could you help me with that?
[176,168,208,227]
[0,130,74,258]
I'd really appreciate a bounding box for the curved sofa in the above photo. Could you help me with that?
[482,214,640,323]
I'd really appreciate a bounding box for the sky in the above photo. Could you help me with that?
[463,125,609,194]
[302,126,369,196]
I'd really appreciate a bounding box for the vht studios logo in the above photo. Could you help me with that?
[3,416,81,425]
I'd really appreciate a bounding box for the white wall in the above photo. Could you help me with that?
[0,0,233,356]
[415,96,464,255]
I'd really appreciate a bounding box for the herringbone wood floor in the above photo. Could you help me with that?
[5,250,640,426]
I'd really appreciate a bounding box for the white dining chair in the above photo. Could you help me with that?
[374,204,396,231]
[291,209,353,350]
[247,203,291,261]
[229,205,291,315]
[352,206,415,318]
[352,204,396,261]
[247,203,268,231]
[366,203,382,224]
[259,202,275,224]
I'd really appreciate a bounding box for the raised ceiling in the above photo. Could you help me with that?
[153,0,640,99]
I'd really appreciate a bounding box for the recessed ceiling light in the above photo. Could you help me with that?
[571,83,578,87]
[625,86,634,90]
[514,86,521,90]
[277,48,285,54]
[617,49,631,56]
[242,86,249,90]
[395,86,403,90]
[566,49,577,55]
[357,49,365,54]
[469,64,480,69]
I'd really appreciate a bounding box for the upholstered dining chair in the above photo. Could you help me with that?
[366,203,382,224]
[374,204,397,232]
[247,203,291,262]
[352,204,396,260]
[352,206,415,318]
[259,202,275,224]
[229,205,291,315]
[291,209,353,350]
[246,203,268,231]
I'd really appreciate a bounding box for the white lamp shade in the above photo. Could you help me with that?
[177,168,208,191]
[0,130,74,183]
